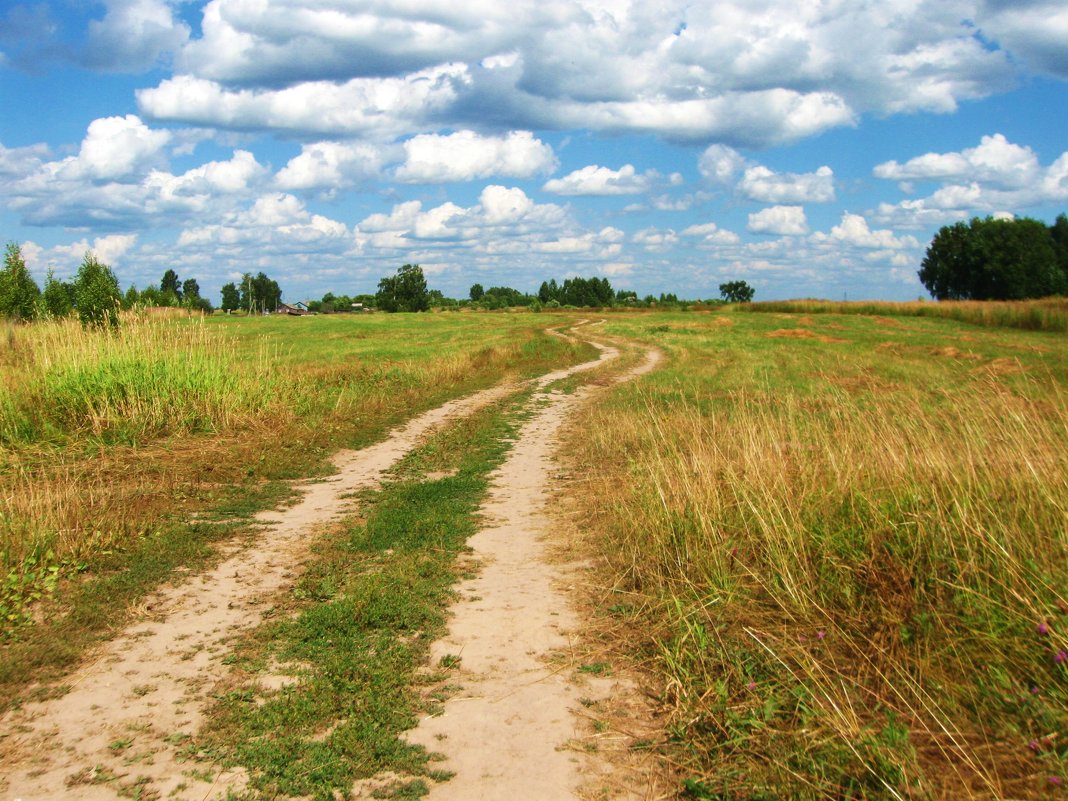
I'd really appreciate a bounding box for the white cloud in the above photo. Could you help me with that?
[699,144,748,184]
[178,193,351,253]
[976,1,1068,77]
[542,164,658,196]
[872,134,1068,226]
[874,134,1041,188]
[77,115,172,181]
[138,65,468,139]
[85,0,190,72]
[812,213,920,250]
[738,165,835,203]
[681,222,741,245]
[632,227,679,252]
[748,205,808,235]
[276,142,386,191]
[396,131,556,183]
[26,235,139,279]
[127,0,1042,147]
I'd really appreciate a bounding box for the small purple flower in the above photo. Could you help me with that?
[1030,685,1040,695]
[747,681,757,691]
[1055,650,1067,664]
[1038,621,1050,635]
[1049,776,1062,787]
[1029,739,1040,752]
[816,630,826,640]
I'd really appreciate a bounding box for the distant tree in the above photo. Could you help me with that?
[0,243,41,321]
[42,269,74,318]
[719,280,755,303]
[140,286,164,306]
[238,272,282,313]
[74,251,121,328]
[1051,213,1068,276]
[919,216,1067,300]
[376,264,429,312]
[182,278,200,301]
[469,283,485,302]
[538,279,560,304]
[161,268,181,299]
[220,282,240,312]
[122,285,140,310]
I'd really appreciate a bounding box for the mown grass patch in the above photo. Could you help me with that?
[567,310,1068,800]
[188,389,534,800]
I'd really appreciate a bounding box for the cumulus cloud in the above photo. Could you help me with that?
[812,213,920,250]
[681,222,741,245]
[872,134,1068,226]
[125,0,1051,146]
[2,125,269,231]
[396,131,556,183]
[874,134,1041,188]
[138,65,468,139]
[748,205,808,235]
[350,186,634,267]
[738,165,835,203]
[976,1,1068,77]
[76,115,172,181]
[632,228,679,252]
[276,142,386,191]
[542,164,659,196]
[178,193,351,253]
[85,0,190,72]
[699,144,748,185]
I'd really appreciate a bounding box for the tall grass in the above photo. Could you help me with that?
[0,312,591,639]
[568,313,1068,799]
[737,297,1068,333]
[0,314,288,445]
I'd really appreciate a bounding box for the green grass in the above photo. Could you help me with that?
[0,311,592,708]
[188,388,535,800]
[567,309,1068,800]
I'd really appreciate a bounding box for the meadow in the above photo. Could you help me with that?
[1,302,1065,800]
[0,310,592,701]
[566,306,1068,799]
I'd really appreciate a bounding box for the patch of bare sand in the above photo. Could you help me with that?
[0,380,524,801]
[403,343,663,801]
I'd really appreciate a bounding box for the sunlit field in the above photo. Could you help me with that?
[0,310,592,700]
[567,307,1068,799]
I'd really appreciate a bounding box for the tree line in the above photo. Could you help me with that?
[0,243,216,327]
[920,214,1068,300]
[2,242,760,326]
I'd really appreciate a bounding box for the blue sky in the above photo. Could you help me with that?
[1,1,1067,304]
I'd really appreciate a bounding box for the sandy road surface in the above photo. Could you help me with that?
[0,326,660,801]
[405,340,662,801]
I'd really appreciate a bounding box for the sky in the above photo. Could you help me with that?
[1,1,1067,304]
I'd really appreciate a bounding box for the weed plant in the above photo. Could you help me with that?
[567,311,1068,799]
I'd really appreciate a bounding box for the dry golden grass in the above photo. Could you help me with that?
[563,310,1068,800]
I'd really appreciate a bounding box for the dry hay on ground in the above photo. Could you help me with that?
[766,328,848,344]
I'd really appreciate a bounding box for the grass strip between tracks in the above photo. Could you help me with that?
[182,387,537,801]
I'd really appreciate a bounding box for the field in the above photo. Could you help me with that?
[566,306,1068,799]
[1,303,1066,800]
[0,311,593,698]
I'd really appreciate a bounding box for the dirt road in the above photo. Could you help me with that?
[1,326,659,801]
